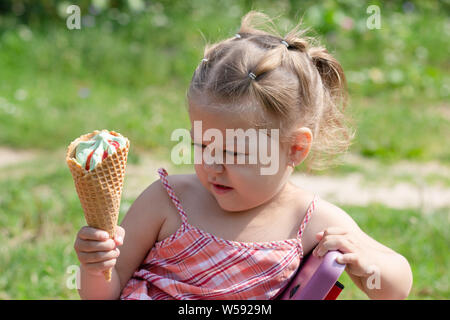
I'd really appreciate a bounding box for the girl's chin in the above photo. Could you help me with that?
[213,195,246,212]
[214,196,264,213]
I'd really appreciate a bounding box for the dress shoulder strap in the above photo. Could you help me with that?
[296,194,320,257]
[157,167,188,224]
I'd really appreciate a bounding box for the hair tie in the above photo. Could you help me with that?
[235,33,241,39]
[281,40,289,48]
[248,72,256,80]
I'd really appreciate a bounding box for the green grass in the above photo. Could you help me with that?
[349,96,450,163]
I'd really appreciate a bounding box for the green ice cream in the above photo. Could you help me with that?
[75,130,127,171]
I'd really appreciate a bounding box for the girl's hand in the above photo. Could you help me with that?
[74,225,125,277]
[312,226,378,278]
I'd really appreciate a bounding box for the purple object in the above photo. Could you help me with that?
[277,250,346,300]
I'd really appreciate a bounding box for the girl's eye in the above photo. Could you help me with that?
[226,150,240,156]
[191,142,245,157]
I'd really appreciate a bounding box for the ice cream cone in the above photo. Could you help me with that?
[66,130,129,281]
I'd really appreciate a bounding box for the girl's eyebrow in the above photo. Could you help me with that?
[189,128,249,155]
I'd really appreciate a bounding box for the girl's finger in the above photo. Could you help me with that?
[336,252,358,265]
[116,225,125,237]
[314,228,349,253]
[78,248,120,264]
[78,226,110,241]
[314,237,353,257]
[76,238,116,253]
[314,234,348,255]
[114,226,125,245]
[322,227,348,237]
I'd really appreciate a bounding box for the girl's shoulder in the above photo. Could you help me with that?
[154,172,203,241]
[308,197,357,231]
[159,171,195,192]
[129,172,195,232]
[298,194,360,255]
[161,172,201,204]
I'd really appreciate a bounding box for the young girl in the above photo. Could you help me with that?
[74,11,413,300]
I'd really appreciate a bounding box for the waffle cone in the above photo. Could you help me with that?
[66,130,129,281]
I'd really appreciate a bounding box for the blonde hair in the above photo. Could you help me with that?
[187,10,355,171]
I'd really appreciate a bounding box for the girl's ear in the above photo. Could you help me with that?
[289,127,313,165]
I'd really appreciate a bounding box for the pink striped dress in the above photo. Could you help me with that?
[120,167,319,300]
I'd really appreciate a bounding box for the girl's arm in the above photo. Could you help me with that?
[115,179,169,296]
[311,200,413,300]
[350,249,413,300]
[78,262,122,300]
[77,179,167,299]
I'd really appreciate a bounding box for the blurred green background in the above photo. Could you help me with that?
[0,0,448,299]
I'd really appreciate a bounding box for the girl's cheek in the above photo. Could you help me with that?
[194,165,209,186]
[229,165,271,189]
[227,164,256,180]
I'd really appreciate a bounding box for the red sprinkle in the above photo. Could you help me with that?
[84,139,120,170]
[109,140,120,149]
[85,149,95,171]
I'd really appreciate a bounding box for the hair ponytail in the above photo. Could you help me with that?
[309,46,347,105]
[304,46,354,171]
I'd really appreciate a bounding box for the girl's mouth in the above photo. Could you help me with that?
[212,183,233,194]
